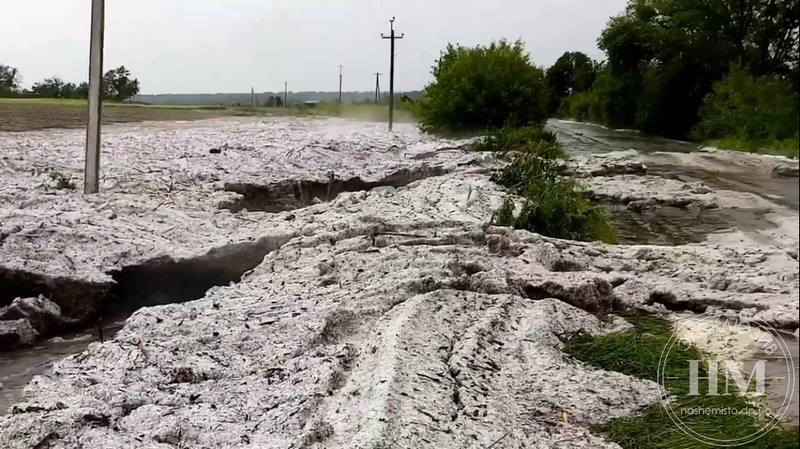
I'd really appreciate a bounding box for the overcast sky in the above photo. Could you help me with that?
[1,0,627,94]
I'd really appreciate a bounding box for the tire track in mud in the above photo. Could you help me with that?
[300,284,658,448]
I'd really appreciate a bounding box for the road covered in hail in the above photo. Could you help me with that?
[0,116,797,448]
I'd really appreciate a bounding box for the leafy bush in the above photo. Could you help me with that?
[418,40,549,133]
[558,91,598,122]
[692,66,799,157]
[474,125,560,156]
[489,134,615,243]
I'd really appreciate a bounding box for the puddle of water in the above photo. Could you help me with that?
[602,203,749,246]
[0,322,122,414]
[648,166,800,212]
[743,332,800,427]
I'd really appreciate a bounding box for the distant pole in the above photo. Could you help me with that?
[284,81,288,107]
[251,87,255,108]
[381,17,403,131]
[338,65,343,103]
[84,0,105,194]
[374,72,382,103]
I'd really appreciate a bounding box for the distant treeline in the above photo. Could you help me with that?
[544,0,799,156]
[0,65,140,101]
[133,91,425,107]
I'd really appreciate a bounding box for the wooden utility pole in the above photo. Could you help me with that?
[374,72,382,103]
[381,17,403,131]
[84,0,105,194]
[338,65,343,103]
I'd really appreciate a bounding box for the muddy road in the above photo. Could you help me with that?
[549,119,799,210]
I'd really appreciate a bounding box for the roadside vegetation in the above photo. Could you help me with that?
[417,40,549,134]
[564,315,797,449]
[416,42,614,243]
[547,0,799,158]
[488,137,616,243]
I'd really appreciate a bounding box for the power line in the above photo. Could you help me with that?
[381,17,403,131]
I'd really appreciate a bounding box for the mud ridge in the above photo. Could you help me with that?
[1,235,293,352]
[219,166,452,213]
[104,235,293,318]
[0,268,112,325]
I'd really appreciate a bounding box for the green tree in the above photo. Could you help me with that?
[31,77,66,98]
[418,40,549,133]
[590,0,799,139]
[546,52,597,114]
[76,82,90,99]
[59,82,78,99]
[103,66,140,101]
[692,65,799,156]
[0,64,21,96]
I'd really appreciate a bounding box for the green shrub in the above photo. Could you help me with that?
[474,125,560,156]
[418,40,549,133]
[490,139,616,243]
[692,66,799,158]
[490,148,561,189]
[558,91,596,122]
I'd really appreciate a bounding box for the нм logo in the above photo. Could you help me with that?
[688,360,765,396]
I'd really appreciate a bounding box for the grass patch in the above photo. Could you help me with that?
[487,126,615,243]
[564,316,798,449]
[708,136,799,159]
[474,125,559,154]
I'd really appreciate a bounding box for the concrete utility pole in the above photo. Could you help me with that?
[251,87,256,108]
[381,17,403,131]
[374,72,382,103]
[284,81,288,107]
[338,65,343,103]
[84,0,105,194]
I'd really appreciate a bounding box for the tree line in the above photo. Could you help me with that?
[419,0,798,157]
[547,0,799,155]
[0,64,140,101]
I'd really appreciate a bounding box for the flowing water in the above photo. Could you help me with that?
[0,322,123,413]
[548,119,799,211]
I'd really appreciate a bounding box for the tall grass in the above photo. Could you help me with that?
[486,126,616,243]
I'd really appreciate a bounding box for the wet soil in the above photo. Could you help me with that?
[0,101,231,132]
